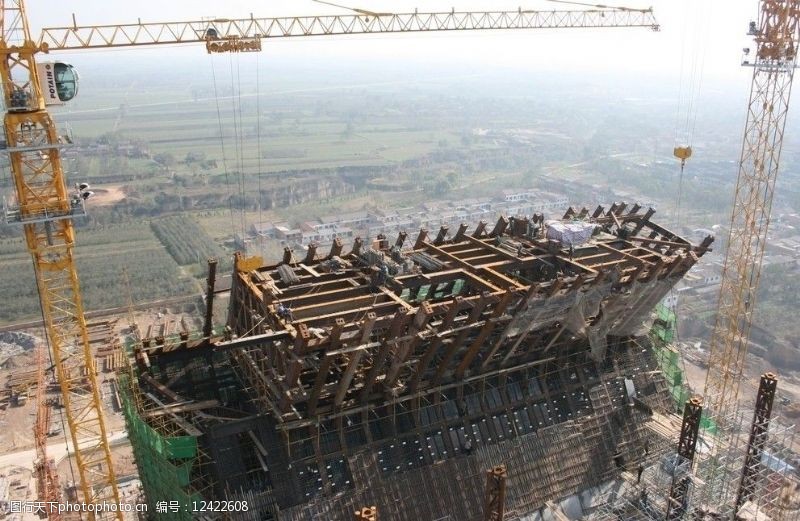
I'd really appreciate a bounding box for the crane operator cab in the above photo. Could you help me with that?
[36,62,79,106]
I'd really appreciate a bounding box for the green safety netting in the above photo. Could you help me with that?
[650,305,686,411]
[653,344,690,409]
[649,305,718,433]
[652,305,676,343]
[118,373,202,520]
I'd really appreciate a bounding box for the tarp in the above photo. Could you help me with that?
[545,220,596,247]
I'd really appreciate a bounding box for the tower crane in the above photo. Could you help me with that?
[702,1,799,432]
[1,1,658,518]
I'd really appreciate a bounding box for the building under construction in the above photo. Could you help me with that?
[119,203,723,520]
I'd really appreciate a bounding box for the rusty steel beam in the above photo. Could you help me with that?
[308,355,335,415]
[383,303,433,388]
[431,292,493,386]
[203,258,218,339]
[408,298,464,392]
[220,208,708,426]
[457,288,515,376]
[734,372,778,513]
[360,311,409,402]
[333,314,376,407]
[666,396,703,521]
[484,464,507,521]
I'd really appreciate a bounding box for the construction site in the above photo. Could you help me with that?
[1,0,800,520]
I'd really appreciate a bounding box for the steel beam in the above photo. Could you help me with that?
[666,396,702,521]
[734,372,778,513]
[484,464,507,521]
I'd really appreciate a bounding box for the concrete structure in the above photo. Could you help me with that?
[123,204,714,520]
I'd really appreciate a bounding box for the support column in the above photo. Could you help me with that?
[666,396,703,521]
[360,311,409,402]
[351,237,364,256]
[304,242,318,264]
[734,372,778,513]
[354,506,377,521]
[453,222,469,242]
[409,298,463,392]
[203,258,217,339]
[434,225,449,245]
[484,464,507,521]
[414,229,428,249]
[333,313,376,407]
[489,216,509,237]
[472,220,487,238]
[329,237,343,258]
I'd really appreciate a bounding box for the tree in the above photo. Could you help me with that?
[185,151,207,164]
[153,152,176,167]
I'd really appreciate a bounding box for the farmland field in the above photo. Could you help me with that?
[0,222,197,323]
[151,215,231,271]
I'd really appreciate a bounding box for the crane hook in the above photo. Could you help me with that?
[673,145,692,169]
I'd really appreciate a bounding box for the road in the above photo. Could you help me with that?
[0,431,131,521]
[0,431,129,472]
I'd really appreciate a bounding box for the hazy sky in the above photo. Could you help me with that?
[28,0,757,84]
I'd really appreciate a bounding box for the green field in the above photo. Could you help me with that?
[63,100,464,174]
[0,222,198,324]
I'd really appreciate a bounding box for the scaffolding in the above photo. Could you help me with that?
[692,404,799,520]
[650,304,693,414]
[117,337,220,519]
[121,205,719,520]
[589,390,800,521]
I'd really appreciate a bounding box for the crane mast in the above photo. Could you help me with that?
[703,0,799,435]
[33,344,63,521]
[0,2,658,518]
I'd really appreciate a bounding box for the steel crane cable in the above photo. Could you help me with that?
[229,53,248,254]
[256,51,264,255]
[666,0,712,365]
[672,0,712,225]
[209,55,238,243]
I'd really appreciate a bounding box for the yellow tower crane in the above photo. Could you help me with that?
[703,1,799,428]
[700,0,800,501]
[2,1,658,518]
[0,1,121,517]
